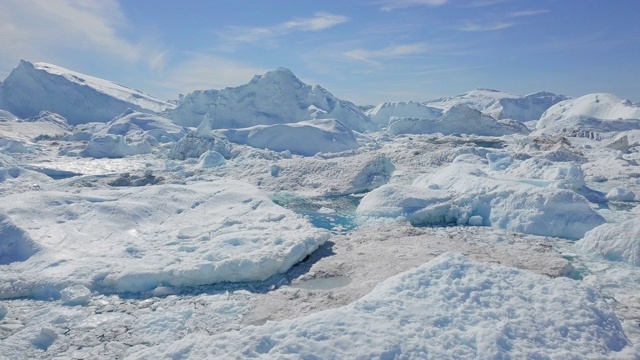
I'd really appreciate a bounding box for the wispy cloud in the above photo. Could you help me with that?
[455,21,515,32]
[152,53,265,96]
[379,0,448,11]
[216,12,349,51]
[510,10,549,17]
[0,0,141,64]
[342,43,429,65]
[461,0,510,8]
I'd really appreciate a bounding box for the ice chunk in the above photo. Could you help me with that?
[197,150,226,169]
[32,328,57,350]
[606,187,636,202]
[126,253,636,359]
[60,285,92,306]
[577,218,640,266]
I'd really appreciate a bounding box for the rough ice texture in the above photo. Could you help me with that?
[577,218,640,266]
[0,61,174,125]
[216,119,360,156]
[168,133,232,160]
[104,109,186,144]
[425,88,567,121]
[358,155,605,239]
[606,187,636,202]
[388,104,529,136]
[535,93,640,137]
[79,134,152,158]
[126,253,635,359]
[0,181,329,298]
[166,67,377,132]
[366,101,442,126]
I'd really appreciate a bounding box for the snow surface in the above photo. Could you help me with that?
[127,253,635,359]
[166,68,377,132]
[577,218,640,266]
[0,61,174,125]
[366,100,442,126]
[0,181,329,298]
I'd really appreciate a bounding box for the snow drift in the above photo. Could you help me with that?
[0,181,329,298]
[0,60,174,125]
[166,67,377,132]
[126,253,635,359]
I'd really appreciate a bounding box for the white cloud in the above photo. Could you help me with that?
[216,12,349,50]
[0,0,141,65]
[510,10,549,17]
[456,21,515,32]
[342,43,430,64]
[380,0,448,11]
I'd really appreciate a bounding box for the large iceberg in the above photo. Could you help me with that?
[0,61,174,125]
[166,67,377,132]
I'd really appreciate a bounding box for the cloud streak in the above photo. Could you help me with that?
[216,12,349,51]
[379,0,448,11]
[510,10,549,17]
[342,43,430,65]
[455,21,515,32]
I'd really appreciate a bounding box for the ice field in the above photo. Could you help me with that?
[0,61,639,358]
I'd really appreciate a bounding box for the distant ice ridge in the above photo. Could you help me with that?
[216,118,360,156]
[366,101,442,126]
[357,154,605,239]
[387,104,529,136]
[0,181,329,298]
[577,218,640,266]
[534,93,640,137]
[425,88,568,121]
[0,60,174,125]
[166,67,377,132]
[126,253,636,359]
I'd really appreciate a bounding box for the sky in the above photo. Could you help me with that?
[0,0,639,105]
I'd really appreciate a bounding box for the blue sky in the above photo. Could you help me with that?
[0,0,638,105]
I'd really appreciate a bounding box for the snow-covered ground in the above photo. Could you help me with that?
[1,62,640,359]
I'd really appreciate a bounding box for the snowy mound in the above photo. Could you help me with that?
[78,134,152,158]
[105,109,186,144]
[577,218,640,266]
[426,88,567,121]
[216,119,360,156]
[358,156,604,239]
[535,93,640,136]
[388,104,529,136]
[166,68,377,132]
[366,101,442,126]
[0,110,70,144]
[0,60,174,125]
[0,181,329,298]
[127,253,635,359]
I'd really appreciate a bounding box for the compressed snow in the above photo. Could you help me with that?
[606,187,636,202]
[105,110,186,144]
[216,119,360,156]
[388,104,529,136]
[166,68,377,132]
[126,253,636,359]
[577,218,640,266]
[0,181,329,298]
[0,61,174,125]
[358,156,605,239]
[79,134,152,158]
